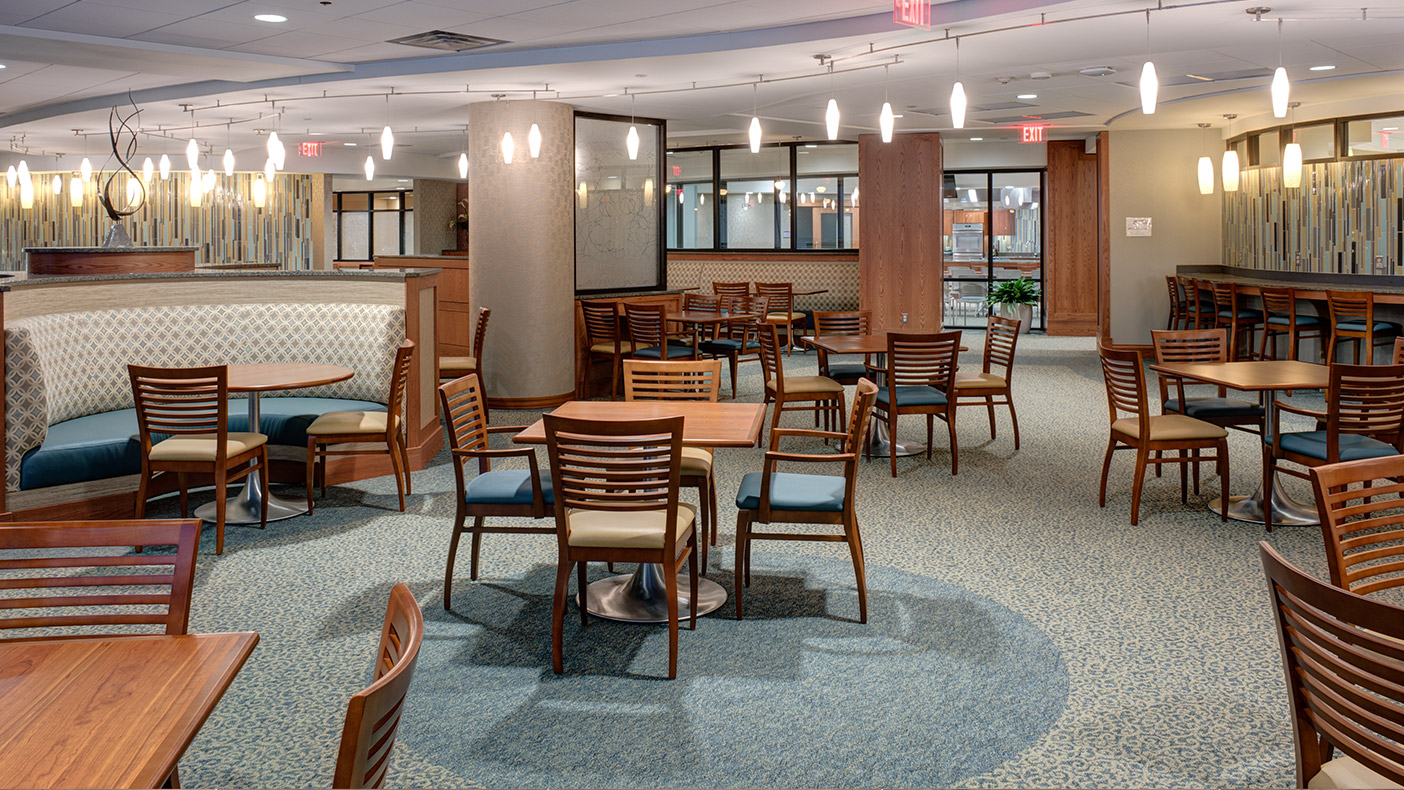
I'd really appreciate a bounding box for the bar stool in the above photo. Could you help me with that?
[1181,278,1214,330]
[1258,286,1324,361]
[1164,276,1187,330]
[1212,282,1262,360]
[1326,290,1401,365]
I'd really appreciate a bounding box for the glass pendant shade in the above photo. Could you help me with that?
[1221,150,1240,192]
[528,124,542,158]
[380,126,394,160]
[252,177,266,208]
[69,176,82,207]
[643,177,653,206]
[5,165,15,189]
[699,192,705,206]
[825,99,840,140]
[879,102,895,142]
[1140,61,1158,114]
[159,154,171,180]
[1197,157,1214,195]
[363,155,375,180]
[501,132,514,164]
[266,131,279,160]
[126,178,140,205]
[264,158,276,183]
[185,138,199,170]
[950,82,967,129]
[778,189,786,204]
[1282,142,1303,188]
[188,174,201,207]
[17,160,29,182]
[223,149,235,176]
[51,174,62,195]
[748,116,762,153]
[20,176,33,209]
[271,137,285,170]
[142,157,154,183]
[80,157,92,182]
[1271,67,1290,118]
[202,169,215,193]
[457,153,468,179]
[626,125,640,160]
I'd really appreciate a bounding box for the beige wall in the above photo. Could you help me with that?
[1109,129,1223,345]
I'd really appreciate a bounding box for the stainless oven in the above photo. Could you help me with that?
[952,222,984,255]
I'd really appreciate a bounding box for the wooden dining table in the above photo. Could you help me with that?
[0,632,259,790]
[1150,359,1328,526]
[515,399,766,623]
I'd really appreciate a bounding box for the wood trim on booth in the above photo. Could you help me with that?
[26,249,196,277]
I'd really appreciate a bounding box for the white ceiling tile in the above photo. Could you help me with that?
[0,0,73,26]
[19,2,187,38]
[130,17,273,47]
[235,30,367,58]
[351,1,495,29]
[311,15,424,42]
[89,0,228,14]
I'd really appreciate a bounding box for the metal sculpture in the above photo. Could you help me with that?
[97,93,144,247]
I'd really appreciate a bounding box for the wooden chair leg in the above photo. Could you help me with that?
[728,354,738,399]
[734,511,749,619]
[688,535,699,631]
[1180,452,1189,502]
[888,411,899,478]
[177,472,189,518]
[947,413,960,475]
[304,440,316,514]
[708,473,719,550]
[163,766,180,789]
[469,516,485,581]
[135,469,150,519]
[1008,395,1021,450]
[551,556,572,674]
[388,435,407,512]
[1099,438,1116,507]
[443,514,465,609]
[845,510,867,624]
[925,414,934,460]
[610,354,621,401]
[1217,439,1229,522]
[985,395,997,440]
[1129,448,1149,526]
[399,432,413,496]
[577,561,589,627]
[214,465,228,555]
[693,478,709,571]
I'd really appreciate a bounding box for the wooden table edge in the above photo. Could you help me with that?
[511,402,766,448]
[1148,361,1329,391]
[226,364,355,392]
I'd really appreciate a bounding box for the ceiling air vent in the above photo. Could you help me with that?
[387,30,508,52]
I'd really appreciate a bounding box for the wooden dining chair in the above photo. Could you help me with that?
[1258,286,1324,362]
[1164,275,1187,330]
[1264,363,1404,531]
[438,373,553,608]
[306,341,415,514]
[870,331,962,477]
[755,282,805,355]
[1212,281,1262,360]
[735,378,878,623]
[1327,290,1401,365]
[332,582,424,790]
[1310,455,1404,599]
[678,292,722,346]
[579,300,632,400]
[625,302,697,360]
[0,519,199,639]
[712,281,751,302]
[624,359,723,566]
[439,306,491,383]
[544,413,698,679]
[131,365,269,555]
[811,310,874,385]
[1096,344,1229,526]
[1182,278,1215,330]
[757,322,845,440]
[953,315,1023,449]
[1259,542,1404,790]
[699,294,768,398]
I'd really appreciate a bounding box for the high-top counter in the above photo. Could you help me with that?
[1179,265,1404,304]
[24,246,198,276]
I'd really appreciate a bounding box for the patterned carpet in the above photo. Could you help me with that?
[159,335,1332,788]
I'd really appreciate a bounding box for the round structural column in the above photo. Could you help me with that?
[468,99,575,406]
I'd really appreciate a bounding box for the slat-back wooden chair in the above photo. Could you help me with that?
[1212,281,1262,360]
[1328,290,1402,365]
[679,292,721,347]
[1259,286,1324,362]
[1259,542,1404,789]
[439,307,491,383]
[735,379,878,623]
[438,373,553,607]
[1096,344,1229,526]
[1164,275,1187,330]
[712,281,751,302]
[307,341,415,513]
[625,302,697,361]
[757,322,845,441]
[1311,456,1404,598]
[755,282,805,355]
[1182,278,1214,330]
[1265,363,1404,531]
[332,582,424,790]
[130,365,269,555]
[544,413,697,679]
[624,359,723,564]
[0,519,199,639]
[953,315,1023,449]
[699,295,768,398]
[580,300,630,400]
[871,331,962,477]
[812,310,874,385]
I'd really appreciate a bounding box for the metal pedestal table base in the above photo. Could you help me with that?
[1210,472,1319,526]
[864,419,927,458]
[195,473,308,525]
[579,562,727,623]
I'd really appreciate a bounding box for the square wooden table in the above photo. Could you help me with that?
[1150,359,1328,526]
[0,631,259,789]
[514,400,765,624]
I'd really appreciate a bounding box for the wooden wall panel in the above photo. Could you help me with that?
[858,133,943,333]
[1045,139,1101,336]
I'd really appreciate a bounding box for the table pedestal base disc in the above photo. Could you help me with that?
[579,563,727,623]
[1210,478,1319,527]
[194,475,308,525]
[865,420,927,458]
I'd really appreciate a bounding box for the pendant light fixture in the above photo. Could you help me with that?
[223,148,235,176]
[51,174,61,195]
[1220,114,1240,192]
[457,152,468,179]
[626,93,640,160]
[950,39,967,129]
[363,154,375,180]
[1271,20,1290,118]
[17,159,29,184]
[1196,124,1214,195]
[748,80,762,153]
[252,176,267,208]
[501,132,514,164]
[264,157,276,183]
[824,61,840,140]
[5,165,15,189]
[188,169,201,207]
[880,64,895,142]
[159,154,171,180]
[126,178,141,206]
[185,137,199,170]
[142,156,154,183]
[20,174,33,209]
[528,123,542,159]
[1139,11,1158,114]
[69,175,82,207]
[1282,103,1303,188]
[80,157,92,182]
[380,93,394,160]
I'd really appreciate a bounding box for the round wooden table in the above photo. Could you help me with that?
[193,363,353,526]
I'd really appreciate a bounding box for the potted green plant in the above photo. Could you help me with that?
[986,277,1040,333]
[446,198,469,231]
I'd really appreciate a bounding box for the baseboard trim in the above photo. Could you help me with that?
[488,392,574,410]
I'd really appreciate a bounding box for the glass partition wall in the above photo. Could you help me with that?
[942,170,1044,330]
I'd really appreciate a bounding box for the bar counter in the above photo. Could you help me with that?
[1180,266,1404,304]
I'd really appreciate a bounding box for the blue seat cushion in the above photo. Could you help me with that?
[699,338,760,354]
[633,343,696,360]
[1165,397,1263,419]
[826,362,870,380]
[735,471,845,512]
[465,469,554,505]
[228,397,386,447]
[1334,320,1401,335]
[1276,430,1401,462]
[875,386,947,408]
[1267,314,1321,327]
[1218,309,1263,320]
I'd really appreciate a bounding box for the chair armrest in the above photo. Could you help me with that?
[484,425,522,434]
[1274,403,1326,419]
[451,447,537,460]
[771,428,847,443]
[764,450,855,464]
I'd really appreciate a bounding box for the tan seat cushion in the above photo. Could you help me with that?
[149,432,267,462]
[566,502,697,549]
[439,355,477,374]
[590,341,638,354]
[681,446,713,475]
[955,372,1007,390]
[766,312,804,322]
[769,376,844,394]
[1112,414,1227,442]
[1309,755,1403,789]
[306,410,388,437]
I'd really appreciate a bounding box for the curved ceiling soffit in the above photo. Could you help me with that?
[0,0,1073,131]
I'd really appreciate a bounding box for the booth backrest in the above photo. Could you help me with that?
[5,302,405,490]
[666,259,858,312]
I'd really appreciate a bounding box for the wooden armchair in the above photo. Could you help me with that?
[870,331,962,477]
[699,294,768,398]
[439,306,491,383]
[755,282,805,355]
[579,299,632,400]
[757,322,845,440]
[1311,455,1404,598]
[953,315,1022,449]
[811,310,874,385]
[734,379,878,623]
[625,302,697,361]
[712,281,751,302]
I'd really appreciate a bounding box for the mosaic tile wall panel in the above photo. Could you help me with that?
[1223,159,1404,274]
[0,171,318,270]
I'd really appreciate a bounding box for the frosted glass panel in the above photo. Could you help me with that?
[340,212,369,260]
[575,115,661,291]
[373,212,400,255]
[403,212,415,253]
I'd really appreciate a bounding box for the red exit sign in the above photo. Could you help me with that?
[298,141,323,157]
[893,0,929,30]
[1020,125,1046,144]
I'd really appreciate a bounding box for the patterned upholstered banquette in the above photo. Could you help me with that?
[5,302,405,491]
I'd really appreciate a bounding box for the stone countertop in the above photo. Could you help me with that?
[575,288,687,300]
[0,267,442,291]
[373,253,469,261]
[23,246,199,253]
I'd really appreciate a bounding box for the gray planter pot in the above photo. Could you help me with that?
[993,303,1034,333]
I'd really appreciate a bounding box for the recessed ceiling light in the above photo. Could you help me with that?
[254,14,287,23]
[1384,126,1400,131]
[0,64,7,69]
[1017,94,1037,99]
[307,131,323,136]
[970,137,984,141]
[804,144,818,148]
[1309,65,1336,71]
[397,179,409,182]
[344,142,357,146]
